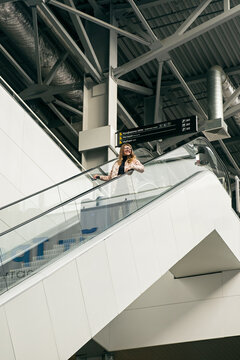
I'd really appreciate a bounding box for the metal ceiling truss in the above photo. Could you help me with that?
[175,0,213,36]
[0,0,239,156]
[166,60,208,121]
[38,3,102,83]
[117,0,209,124]
[48,0,151,46]
[63,0,102,74]
[20,83,83,100]
[53,98,83,117]
[117,79,153,96]
[118,41,152,88]
[113,4,240,78]
[113,0,173,14]
[218,139,240,177]
[48,102,78,136]
[43,52,69,86]
[224,103,240,120]
[0,43,80,136]
[0,44,34,86]
[87,0,105,18]
[223,85,240,112]
[1,0,105,150]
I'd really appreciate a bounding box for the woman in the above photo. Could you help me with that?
[94,143,144,181]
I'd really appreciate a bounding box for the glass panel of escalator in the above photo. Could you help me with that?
[0,137,230,293]
[57,160,117,202]
[0,171,139,291]
[0,159,117,232]
[0,186,62,231]
[79,174,139,240]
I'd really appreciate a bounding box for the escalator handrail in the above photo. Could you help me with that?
[0,156,117,211]
[0,136,229,237]
[0,152,164,237]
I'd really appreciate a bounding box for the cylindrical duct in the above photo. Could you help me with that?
[207,65,224,121]
[0,2,83,105]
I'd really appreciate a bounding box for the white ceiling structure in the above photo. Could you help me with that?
[0,0,240,174]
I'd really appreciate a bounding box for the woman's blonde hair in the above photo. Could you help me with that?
[118,143,136,165]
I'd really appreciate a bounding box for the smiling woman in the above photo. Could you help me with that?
[93,143,144,181]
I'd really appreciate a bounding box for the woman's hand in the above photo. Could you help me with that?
[93,174,100,179]
[127,169,133,175]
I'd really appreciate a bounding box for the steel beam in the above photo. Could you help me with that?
[159,64,240,89]
[48,0,151,46]
[113,4,240,78]
[224,102,240,119]
[38,3,102,83]
[43,52,68,85]
[118,41,152,88]
[32,6,42,84]
[87,0,105,18]
[0,0,21,3]
[64,0,102,74]
[175,0,213,35]
[20,82,82,100]
[223,85,240,112]
[54,98,83,116]
[218,139,240,176]
[117,79,153,96]
[48,102,79,136]
[117,100,154,149]
[114,0,173,13]
[213,135,240,147]
[126,0,158,42]
[154,61,163,123]
[224,0,230,11]
[167,60,208,120]
[117,100,138,128]
[0,45,34,86]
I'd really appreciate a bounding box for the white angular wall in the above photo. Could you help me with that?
[95,269,240,350]
[0,83,80,208]
[0,171,239,360]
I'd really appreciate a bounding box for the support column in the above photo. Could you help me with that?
[79,12,118,169]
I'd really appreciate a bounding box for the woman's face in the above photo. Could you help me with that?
[123,146,132,155]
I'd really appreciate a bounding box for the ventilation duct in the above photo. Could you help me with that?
[204,66,229,141]
[0,2,82,105]
[207,65,224,122]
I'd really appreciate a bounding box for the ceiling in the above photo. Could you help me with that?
[113,335,240,360]
[0,0,240,175]
[70,336,240,360]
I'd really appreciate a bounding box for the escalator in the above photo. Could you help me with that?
[0,136,229,292]
[0,137,239,360]
[0,147,153,234]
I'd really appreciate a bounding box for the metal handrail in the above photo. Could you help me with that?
[235,176,240,214]
[0,156,117,211]
[0,136,231,237]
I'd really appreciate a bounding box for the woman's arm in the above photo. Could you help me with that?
[131,159,144,173]
[97,162,119,181]
[99,173,111,181]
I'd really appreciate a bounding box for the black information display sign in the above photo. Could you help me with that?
[117,115,198,147]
